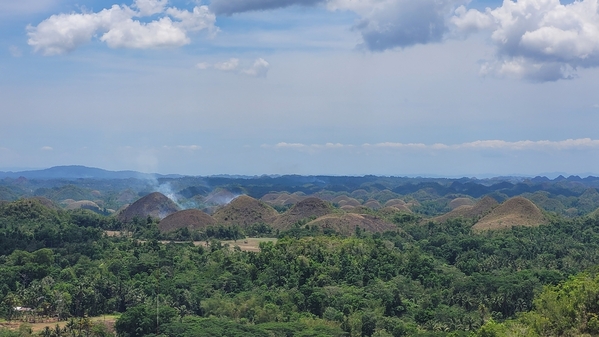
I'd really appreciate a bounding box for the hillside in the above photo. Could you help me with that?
[306,213,397,235]
[433,196,498,223]
[212,195,279,227]
[273,197,334,230]
[117,192,180,222]
[472,196,547,231]
[158,209,216,232]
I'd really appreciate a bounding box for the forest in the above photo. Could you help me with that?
[1,196,599,336]
[2,168,599,336]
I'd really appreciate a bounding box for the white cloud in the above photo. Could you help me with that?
[40,146,53,151]
[198,58,270,77]
[241,58,270,77]
[369,139,599,150]
[100,17,189,49]
[166,6,217,33]
[175,145,202,150]
[214,58,240,71]
[27,2,215,55]
[134,0,168,16]
[452,0,599,81]
[266,139,599,152]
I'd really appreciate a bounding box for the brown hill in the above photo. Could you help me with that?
[472,196,546,231]
[63,200,101,211]
[384,199,406,207]
[448,197,474,209]
[433,196,498,223]
[117,192,180,222]
[212,195,278,227]
[306,213,397,236]
[337,198,361,207]
[363,200,382,209]
[378,206,412,217]
[158,209,216,232]
[273,197,333,230]
[204,189,238,206]
[332,195,352,204]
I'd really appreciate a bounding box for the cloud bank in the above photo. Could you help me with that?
[27,0,216,55]
[265,138,599,152]
[452,0,599,81]
[197,57,270,77]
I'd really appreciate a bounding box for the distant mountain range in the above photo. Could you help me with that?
[0,165,183,180]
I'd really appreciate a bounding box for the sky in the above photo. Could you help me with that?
[1,0,599,177]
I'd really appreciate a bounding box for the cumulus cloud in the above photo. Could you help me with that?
[27,1,216,55]
[214,58,240,71]
[452,0,599,81]
[241,58,269,77]
[209,0,466,50]
[134,0,169,16]
[333,0,467,50]
[197,58,270,77]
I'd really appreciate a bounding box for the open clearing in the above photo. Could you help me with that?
[0,315,118,333]
[104,231,278,252]
[172,237,278,252]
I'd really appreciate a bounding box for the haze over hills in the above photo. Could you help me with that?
[3,165,599,219]
[0,165,183,180]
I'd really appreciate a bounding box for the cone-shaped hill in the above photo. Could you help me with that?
[448,197,474,209]
[158,209,216,233]
[117,192,180,222]
[433,196,498,223]
[273,197,334,230]
[472,196,546,231]
[212,195,278,227]
[305,213,397,236]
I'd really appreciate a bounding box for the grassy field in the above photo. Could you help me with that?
[0,315,119,333]
[105,231,278,252]
[174,237,278,252]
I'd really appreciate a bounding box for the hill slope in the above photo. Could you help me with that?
[212,195,279,227]
[273,197,334,230]
[118,192,180,222]
[472,196,546,231]
[158,209,216,232]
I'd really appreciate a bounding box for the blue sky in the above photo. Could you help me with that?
[1,0,599,177]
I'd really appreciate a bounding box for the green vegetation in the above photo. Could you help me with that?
[3,196,599,336]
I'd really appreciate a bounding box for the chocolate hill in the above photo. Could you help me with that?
[273,197,334,230]
[306,213,397,236]
[158,209,216,233]
[433,196,498,223]
[212,195,278,227]
[448,197,474,209]
[117,192,180,222]
[472,196,546,231]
